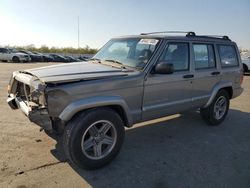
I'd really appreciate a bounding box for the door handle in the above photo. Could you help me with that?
[211,71,220,75]
[183,74,194,78]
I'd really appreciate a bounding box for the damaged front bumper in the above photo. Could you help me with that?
[7,94,53,131]
[7,71,53,131]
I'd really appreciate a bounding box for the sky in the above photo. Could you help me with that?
[0,0,250,49]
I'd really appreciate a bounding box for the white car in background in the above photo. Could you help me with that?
[0,48,30,63]
[242,56,250,73]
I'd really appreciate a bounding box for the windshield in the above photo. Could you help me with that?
[93,38,159,69]
[9,49,18,53]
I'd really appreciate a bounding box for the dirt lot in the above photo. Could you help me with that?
[0,62,249,188]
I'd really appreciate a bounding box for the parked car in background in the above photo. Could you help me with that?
[242,56,250,73]
[0,48,30,63]
[64,55,81,62]
[19,50,44,62]
[33,52,54,62]
[78,55,89,61]
[49,54,68,62]
[7,31,244,170]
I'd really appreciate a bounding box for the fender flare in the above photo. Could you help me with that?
[203,81,232,108]
[59,96,133,126]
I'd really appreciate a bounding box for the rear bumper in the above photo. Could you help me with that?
[232,87,244,99]
[7,95,52,130]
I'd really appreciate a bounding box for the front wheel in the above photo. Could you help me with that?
[200,90,230,125]
[63,108,125,170]
[12,56,20,63]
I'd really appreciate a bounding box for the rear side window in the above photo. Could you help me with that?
[193,44,216,69]
[218,45,238,67]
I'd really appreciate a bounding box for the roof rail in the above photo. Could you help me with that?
[194,35,231,40]
[140,31,196,36]
[140,31,231,41]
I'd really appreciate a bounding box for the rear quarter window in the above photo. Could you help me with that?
[218,45,239,67]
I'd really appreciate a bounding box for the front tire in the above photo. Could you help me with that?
[200,90,230,126]
[63,108,125,170]
[12,56,20,63]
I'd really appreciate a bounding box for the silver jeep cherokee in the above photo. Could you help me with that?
[7,31,244,169]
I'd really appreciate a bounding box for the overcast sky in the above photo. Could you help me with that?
[0,0,249,49]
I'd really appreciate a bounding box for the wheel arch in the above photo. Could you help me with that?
[12,56,19,60]
[59,96,133,127]
[203,81,233,108]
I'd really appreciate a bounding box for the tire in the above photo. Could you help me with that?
[63,108,125,170]
[243,64,248,73]
[200,89,230,126]
[12,56,20,63]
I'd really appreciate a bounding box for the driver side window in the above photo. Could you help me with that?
[158,42,189,71]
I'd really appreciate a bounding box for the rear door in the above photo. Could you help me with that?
[191,43,221,107]
[142,41,193,121]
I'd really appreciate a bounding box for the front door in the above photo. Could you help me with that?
[142,42,193,121]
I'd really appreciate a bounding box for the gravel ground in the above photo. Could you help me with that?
[0,62,249,188]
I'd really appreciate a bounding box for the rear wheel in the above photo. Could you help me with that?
[63,108,125,170]
[243,64,248,73]
[12,56,20,63]
[200,90,230,125]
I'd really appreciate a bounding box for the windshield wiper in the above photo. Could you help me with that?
[104,59,123,65]
[88,58,102,63]
[89,58,101,63]
[103,59,127,69]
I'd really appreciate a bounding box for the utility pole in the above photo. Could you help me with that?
[77,16,80,49]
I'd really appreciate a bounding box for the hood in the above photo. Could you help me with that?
[23,62,133,84]
[15,52,28,56]
[31,54,42,57]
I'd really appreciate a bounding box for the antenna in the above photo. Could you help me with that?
[77,16,80,49]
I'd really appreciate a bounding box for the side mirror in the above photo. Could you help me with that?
[153,62,174,74]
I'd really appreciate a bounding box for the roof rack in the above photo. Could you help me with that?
[195,35,230,40]
[140,31,231,40]
[140,31,196,36]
